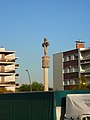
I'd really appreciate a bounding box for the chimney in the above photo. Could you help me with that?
[75,40,85,49]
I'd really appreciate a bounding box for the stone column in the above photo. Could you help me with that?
[42,38,50,91]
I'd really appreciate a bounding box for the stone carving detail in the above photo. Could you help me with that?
[42,56,50,68]
[42,38,50,56]
[42,38,50,68]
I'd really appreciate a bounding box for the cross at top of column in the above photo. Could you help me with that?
[42,38,50,56]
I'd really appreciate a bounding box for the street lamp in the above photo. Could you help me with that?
[25,69,32,91]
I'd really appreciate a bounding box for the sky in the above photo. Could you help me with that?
[0,0,90,87]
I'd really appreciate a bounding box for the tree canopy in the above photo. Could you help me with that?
[73,75,90,90]
[19,81,44,92]
[32,81,44,91]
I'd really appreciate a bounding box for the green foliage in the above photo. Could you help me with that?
[19,81,44,92]
[79,75,88,90]
[32,81,44,91]
[0,87,7,93]
[19,84,30,92]
[73,75,89,90]
[0,87,13,93]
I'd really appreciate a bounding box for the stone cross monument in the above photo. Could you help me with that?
[42,38,50,91]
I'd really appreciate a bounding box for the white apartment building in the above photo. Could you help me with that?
[53,41,90,90]
[0,47,19,91]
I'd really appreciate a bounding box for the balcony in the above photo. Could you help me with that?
[0,72,15,76]
[81,70,90,78]
[0,59,15,62]
[15,73,19,79]
[81,61,90,65]
[80,58,90,65]
[81,58,90,61]
[84,74,90,77]
[64,72,79,79]
[15,83,19,88]
[0,59,14,65]
[4,68,15,72]
[15,64,19,69]
[80,55,90,61]
[0,82,15,87]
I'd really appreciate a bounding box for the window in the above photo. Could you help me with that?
[64,56,69,61]
[69,80,76,85]
[69,67,74,72]
[71,55,74,60]
[64,68,69,73]
[64,80,76,85]
[64,80,70,85]
[74,67,78,72]
[74,54,78,60]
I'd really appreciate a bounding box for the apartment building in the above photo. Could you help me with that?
[0,47,19,91]
[53,41,90,90]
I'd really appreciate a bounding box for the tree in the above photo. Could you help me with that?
[0,87,7,93]
[19,84,30,92]
[79,75,88,90]
[32,81,44,91]
[0,87,13,93]
[18,81,54,92]
[73,75,89,90]
[19,81,44,92]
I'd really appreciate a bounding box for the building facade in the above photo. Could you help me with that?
[0,48,19,91]
[53,41,90,90]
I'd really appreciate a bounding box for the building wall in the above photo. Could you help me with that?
[80,48,90,83]
[53,41,90,90]
[53,53,64,90]
[63,49,80,88]
[0,48,19,91]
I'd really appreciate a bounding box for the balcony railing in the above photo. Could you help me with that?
[0,72,15,76]
[15,64,19,68]
[81,56,90,60]
[0,60,14,64]
[15,73,19,79]
[15,73,19,77]
[81,70,90,73]
[0,59,15,62]
[0,70,15,73]
[81,61,90,64]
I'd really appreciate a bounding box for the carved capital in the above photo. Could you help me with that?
[42,56,50,68]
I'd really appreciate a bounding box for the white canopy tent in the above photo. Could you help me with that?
[66,94,90,118]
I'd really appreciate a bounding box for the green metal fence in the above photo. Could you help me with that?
[0,92,54,120]
[0,90,90,120]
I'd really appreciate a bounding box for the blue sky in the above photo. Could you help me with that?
[0,0,90,87]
